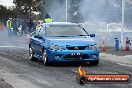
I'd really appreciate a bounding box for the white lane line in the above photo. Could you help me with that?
[123,55,132,58]
[117,63,132,67]
[0,46,16,48]
[0,46,28,50]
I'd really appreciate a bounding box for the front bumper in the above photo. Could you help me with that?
[46,49,99,62]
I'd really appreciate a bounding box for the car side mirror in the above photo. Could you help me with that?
[34,35,39,38]
[39,36,45,42]
[34,35,45,42]
[30,32,36,37]
[90,34,95,37]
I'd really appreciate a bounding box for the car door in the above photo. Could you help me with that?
[37,36,45,57]
[35,26,45,58]
[32,35,41,56]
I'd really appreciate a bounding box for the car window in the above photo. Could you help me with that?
[45,25,88,37]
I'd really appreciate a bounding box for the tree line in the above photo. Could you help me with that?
[0,5,16,20]
[0,0,47,20]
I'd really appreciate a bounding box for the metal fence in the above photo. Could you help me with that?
[81,22,132,50]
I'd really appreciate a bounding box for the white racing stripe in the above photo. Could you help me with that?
[117,63,132,67]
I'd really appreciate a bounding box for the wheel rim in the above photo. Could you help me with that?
[43,50,47,64]
[29,48,33,59]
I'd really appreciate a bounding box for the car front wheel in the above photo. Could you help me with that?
[42,49,49,66]
[29,47,36,61]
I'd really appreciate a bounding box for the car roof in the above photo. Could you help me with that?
[43,22,79,26]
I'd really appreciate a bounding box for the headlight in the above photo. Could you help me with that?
[50,45,65,50]
[88,44,98,50]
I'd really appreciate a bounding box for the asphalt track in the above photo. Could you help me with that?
[0,32,131,88]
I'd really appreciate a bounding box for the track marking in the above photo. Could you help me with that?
[123,55,132,58]
[117,63,132,67]
[0,46,28,50]
[0,46,17,48]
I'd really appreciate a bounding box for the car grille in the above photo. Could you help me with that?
[64,54,89,60]
[66,46,87,50]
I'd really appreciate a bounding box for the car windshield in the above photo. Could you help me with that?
[45,25,88,37]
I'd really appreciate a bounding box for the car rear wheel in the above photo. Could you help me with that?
[89,60,99,66]
[42,49,49,66]
[29,47,36,61]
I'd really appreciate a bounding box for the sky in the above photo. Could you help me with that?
[0,0,14,7]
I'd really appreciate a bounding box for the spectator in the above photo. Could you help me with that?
[21,19,27,35]
[6,18,12,36]
[12,17,18,35]
[27,18,34,33]
[44,14,53,23]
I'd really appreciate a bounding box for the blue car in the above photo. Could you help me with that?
[29,22,99,66]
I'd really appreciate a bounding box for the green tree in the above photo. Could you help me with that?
[0,5,17,19]
[13,0,47,18]
[69,0,83,23]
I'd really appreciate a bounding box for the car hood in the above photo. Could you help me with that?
[46,36,96,46]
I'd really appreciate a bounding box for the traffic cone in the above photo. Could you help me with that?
[125,44,129,51]
[121,47,125,51]
[101,41,106,51]
[125,47,129,51]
